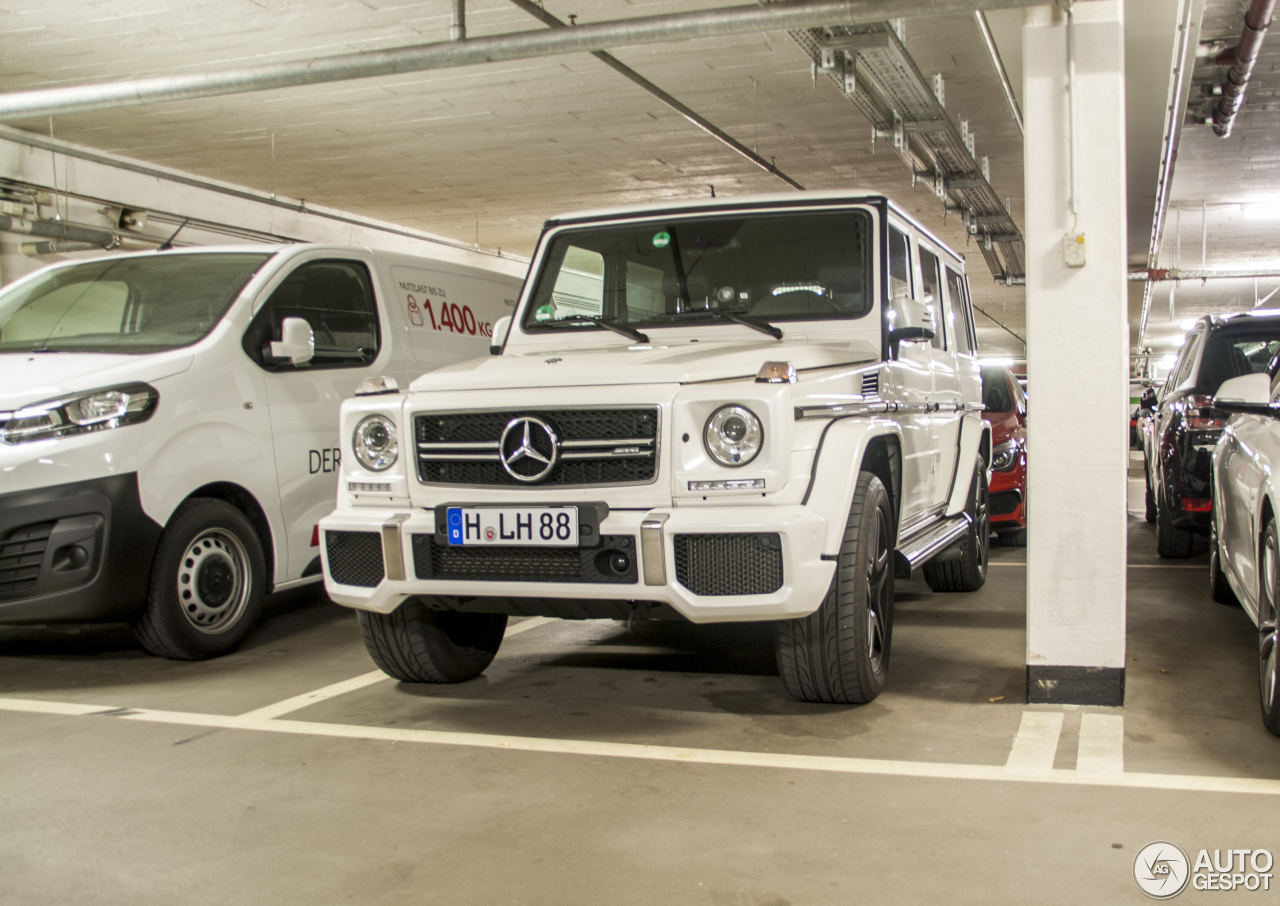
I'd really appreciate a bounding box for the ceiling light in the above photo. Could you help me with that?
[1179,319,1196,330]
[1243,202,1280,221]
[1159,354,1177,368]
[1171,335,1185,346]
[981,357,1015,366]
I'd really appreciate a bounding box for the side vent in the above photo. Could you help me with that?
[861,371,880,398]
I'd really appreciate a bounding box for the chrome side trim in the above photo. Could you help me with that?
[897,513,972,567]
[381,514,411,582]
[640,513,669,586]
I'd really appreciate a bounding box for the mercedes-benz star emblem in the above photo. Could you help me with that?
[499,416,560,483]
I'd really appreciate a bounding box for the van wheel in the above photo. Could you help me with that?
[1209,521,1238,606]
[358,597,507,683]
[922,462,989,593]
[1258,521,1280,736]
[132,499,266,660]
[774,471,894,704]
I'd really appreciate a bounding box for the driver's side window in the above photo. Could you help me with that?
[242,259,379,371]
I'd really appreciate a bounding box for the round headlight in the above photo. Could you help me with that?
[704,405,763,467]
[353,415,398,472]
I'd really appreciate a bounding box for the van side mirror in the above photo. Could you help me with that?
[1216,372,1269,405]
[270,316,315,365]
[490,315,512,356]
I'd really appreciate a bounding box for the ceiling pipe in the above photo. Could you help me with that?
[974,10,1023,136]
[0,0,1034,122]
[1211,0,1278,137]
[20,239,105,257]
[451,0,466,42]
[1130,266,1280,281]
[507,0,804,190]
[0,214,121,247]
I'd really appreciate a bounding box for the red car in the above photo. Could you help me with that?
[981,365,1027,546]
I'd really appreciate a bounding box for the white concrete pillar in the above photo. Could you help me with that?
[1022,1,1128,705]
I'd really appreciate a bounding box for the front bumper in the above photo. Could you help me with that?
[320,504,833,623]
[0,473,163,624]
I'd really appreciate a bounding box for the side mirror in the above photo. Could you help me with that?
[1216,372,1270,405]
[1139,388,1158,412]
[270,316,315,365]
[490,315,512,356]
[888,326,935,359]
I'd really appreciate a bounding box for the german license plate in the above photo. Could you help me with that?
[445,506,579,547]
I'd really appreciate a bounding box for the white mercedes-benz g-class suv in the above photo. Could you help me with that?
[321,191,992,704]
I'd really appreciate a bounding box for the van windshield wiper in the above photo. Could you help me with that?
[541,315,649,344]
[654,309,783,340]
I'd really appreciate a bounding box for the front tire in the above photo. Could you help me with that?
[132,498,266,660]
[922,462,989,592]
[1258,521,1280,736]
[358,597,507,683]
[774,472,894,704]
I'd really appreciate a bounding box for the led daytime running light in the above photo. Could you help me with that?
[0,383,158,445]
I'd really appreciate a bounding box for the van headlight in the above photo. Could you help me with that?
[0,383,158,444]
[704,404,763,467]
[353,414,398,471]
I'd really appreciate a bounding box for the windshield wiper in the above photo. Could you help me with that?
[656,309,782,340]
[541,315,649,344]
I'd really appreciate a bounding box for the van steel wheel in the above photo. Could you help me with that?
[774,471,894,705]
[132,498,266,660]
[1259,521,1280,735]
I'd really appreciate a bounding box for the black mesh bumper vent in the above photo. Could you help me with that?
[990,490,1022,517]
[412,534,637,584]
[326,531,384,587]
[0,521,53,596]
[673,533,784,597]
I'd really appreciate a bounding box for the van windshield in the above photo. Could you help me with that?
[522,210,873,335]
[0,252,272,354]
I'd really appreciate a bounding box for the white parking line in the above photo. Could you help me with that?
[1003,711,1064,776]
[238,615,557,719]
[989,563,1206,570]
[1077,713,1125,776]
[3,695,1280,796]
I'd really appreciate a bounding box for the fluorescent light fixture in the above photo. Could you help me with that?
[1179,319,1196,330]
[1243,202,1280,221]
[981,357,1015,367]
[1171,335,1185,346]
[1159,354,1177,368]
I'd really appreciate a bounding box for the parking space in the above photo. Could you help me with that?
[3,518,1278,904]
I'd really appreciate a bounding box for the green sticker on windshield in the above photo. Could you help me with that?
[652,231,671,249]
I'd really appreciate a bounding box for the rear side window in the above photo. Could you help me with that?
[243,259,380,371]
[888,227,912,302]
[918,247,945,350]
[1197,329,1280,395]
[980,367,1015,412]
[945,267,974,355]
[1170,333,1202,390]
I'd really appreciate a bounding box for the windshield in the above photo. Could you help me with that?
[0,253,272,354]
[522,210,873,334]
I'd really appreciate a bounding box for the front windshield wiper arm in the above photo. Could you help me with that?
[542,315,649,344]
[662,309,782,340]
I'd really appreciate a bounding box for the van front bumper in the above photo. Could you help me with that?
[319,505,833,623]
[0,473,163,624]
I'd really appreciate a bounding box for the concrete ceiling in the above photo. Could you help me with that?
[2,0,1274,359]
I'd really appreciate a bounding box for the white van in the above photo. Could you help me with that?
[0,244,523,659]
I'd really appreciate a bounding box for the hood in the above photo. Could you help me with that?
[0,351,194,411]
[987,408,1022,444]
[408,339,879,393]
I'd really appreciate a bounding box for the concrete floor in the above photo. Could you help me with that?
[2,475,1277,904]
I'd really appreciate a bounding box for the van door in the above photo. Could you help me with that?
[242,255,390,580]
[919,244,963,506]
[885,223,934,525]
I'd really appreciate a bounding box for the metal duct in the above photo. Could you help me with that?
[1212,0,1278,137]
[0,214,120,247]
[20,240,105,257]
[0,0,1033,121]
[1130,266,1280,281]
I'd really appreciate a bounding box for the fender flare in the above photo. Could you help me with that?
[803,418,904,556]
[945,414,992,517]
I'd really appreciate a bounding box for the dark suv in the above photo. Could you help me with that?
[1141,313,1280,557]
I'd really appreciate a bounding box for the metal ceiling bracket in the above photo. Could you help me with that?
[843,59,858,96]
[933,169,947,201]
[932,72,946,107]
[982,154,990,181]
[892,110,905,153]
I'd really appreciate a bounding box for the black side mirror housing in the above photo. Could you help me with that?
[888,326,935,359]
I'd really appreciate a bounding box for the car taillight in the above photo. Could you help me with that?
[1186,394,1226,430]
[1181,497,1212,512]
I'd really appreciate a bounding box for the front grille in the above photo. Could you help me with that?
[673,533,783,596]
[412,534,637,584]
[990,490,1022,516]
[0,521,53,595]
[861,371,880,397]
[325,531,384,587]
[415,408,659,486]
